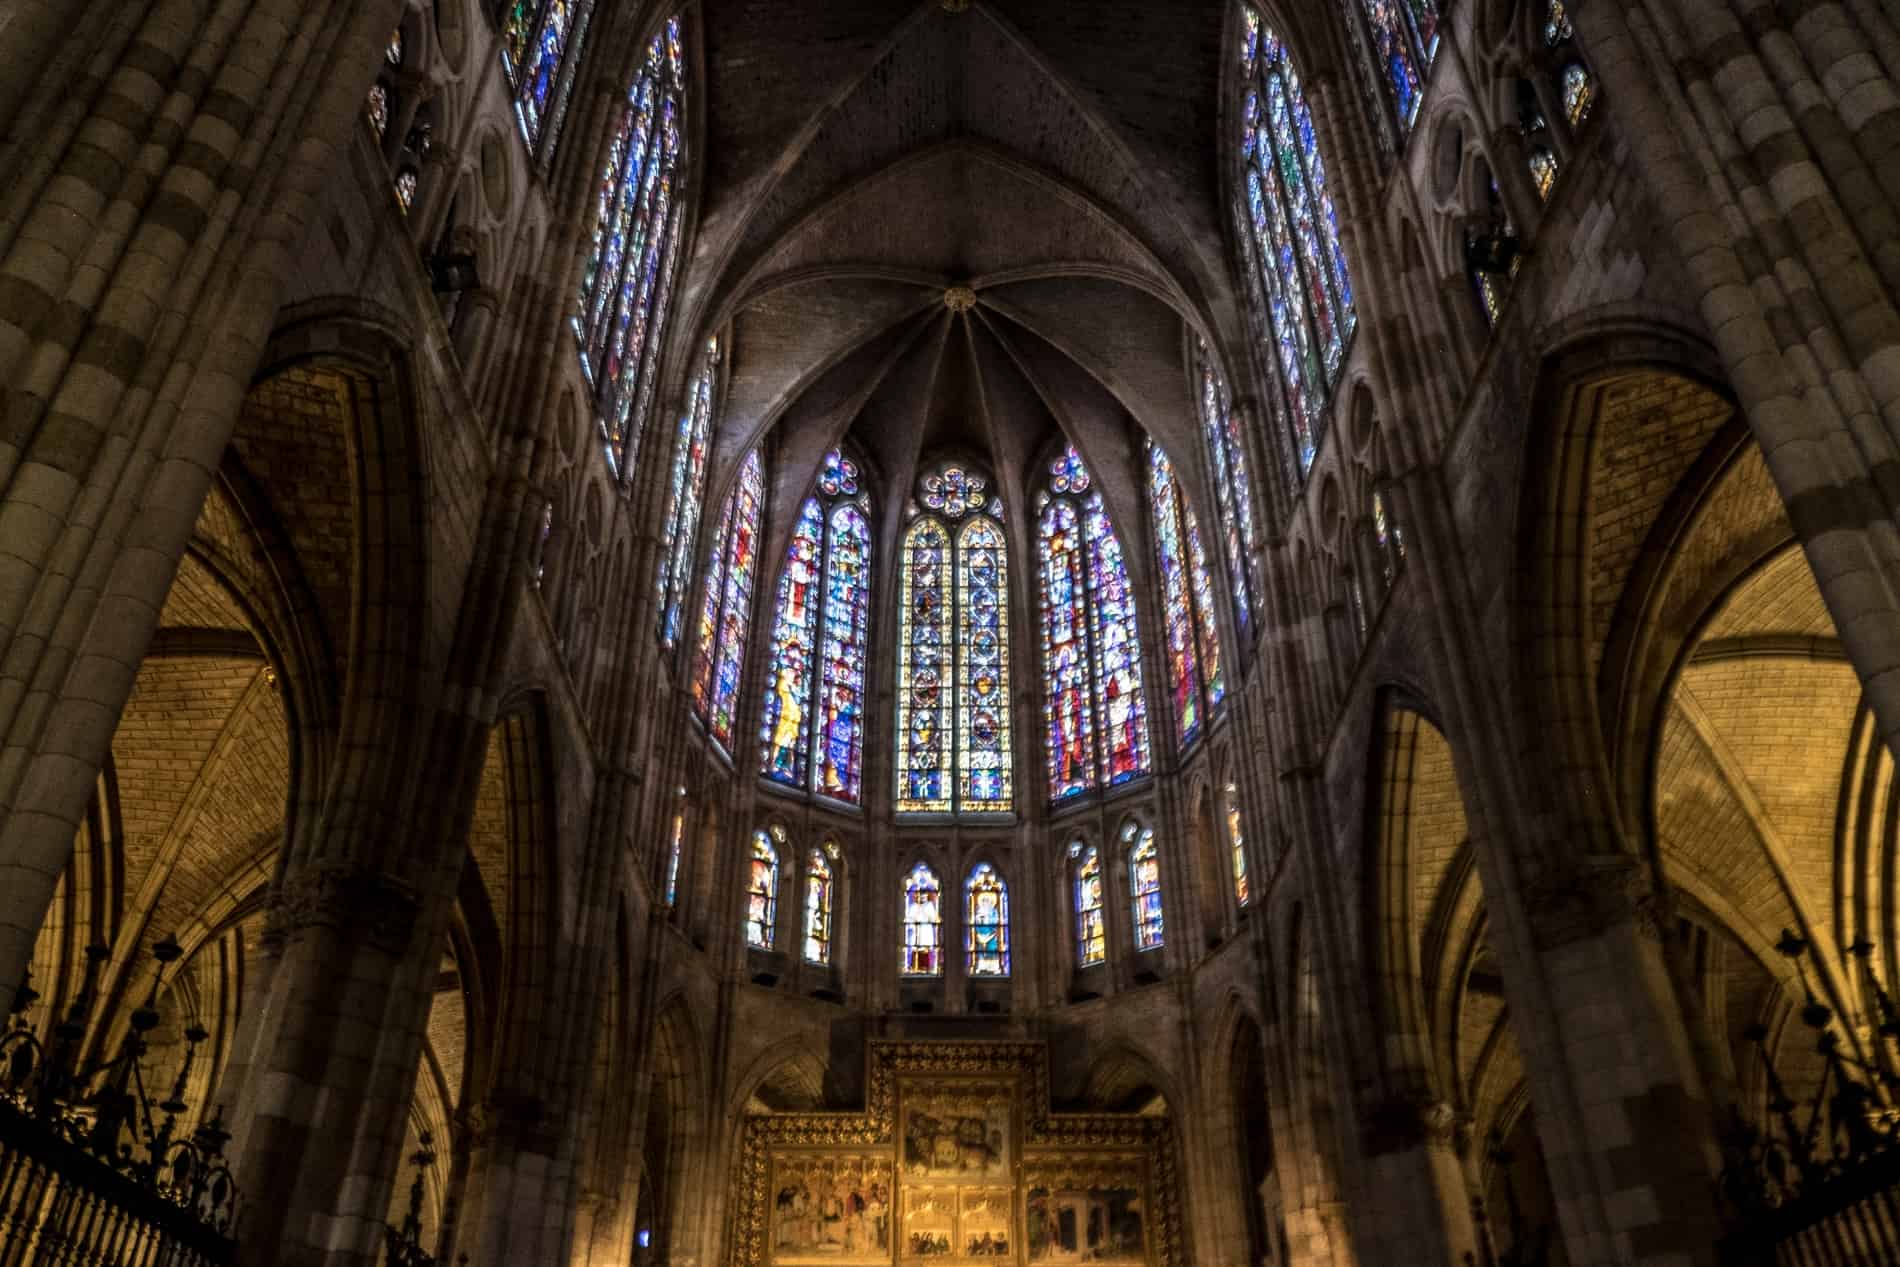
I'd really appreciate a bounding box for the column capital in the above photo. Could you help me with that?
[265,866,421,954]
[1523,852,1663,950]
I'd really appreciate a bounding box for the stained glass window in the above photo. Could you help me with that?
[1148,443,1226,749]
[1373,490,1405,589]
[366,83,391,141]
[658,338,719,647]
[1196,343,1259,638]
[1339,0,1441,134]
[1038,447,1153,802]
[1239,11,1357,484]
[804,842,838,966]
[692,449,764,750]
[1544,0,1573,45]
[1226,782,1249,908]
[664,801,684,907]
[759,450,872,804]
[574,16,688,477]
[1126,822,1164,951]
[394,168,419,214]
[965,864,1010,977]
[1527,146,1559,200]
[745,828,781,951]
[1073,841,1106,966]
[499,0,595,153]
[1561,62,1596,128]
[898,464,1012,815]
[902,863,943,976]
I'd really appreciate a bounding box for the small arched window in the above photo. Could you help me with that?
[804,841,838,966]
[760,450,872,804]
[1126,822,1164,952]
[691,449,765,750]
[966,864,1010,978]
[1236,10,1357,484]
[745,827,782,951]
[1372,489,1405,588]
[1545,2,1598,130]
[897,464,1013,814]
[1225,782,1249,908]
[1072,841,1106,967]
[902,863,944,977]
[1038,447,1153,802]
[664,785,686,907]
[574,16,689,477]
[658,338,719,647]
[1147,441,1226,749]
[1340,0,1441,137]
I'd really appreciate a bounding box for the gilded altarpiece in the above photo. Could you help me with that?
[731,1042,1183,1267]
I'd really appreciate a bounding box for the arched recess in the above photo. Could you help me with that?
[643,997,707,1262]
[1224,1011,1276,1267]
[483,697,562,1096]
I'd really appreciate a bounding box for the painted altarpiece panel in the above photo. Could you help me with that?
[730,1042,1182,1267]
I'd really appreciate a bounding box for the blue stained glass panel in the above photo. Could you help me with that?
[815,504,870,803]
[760,499,824,789]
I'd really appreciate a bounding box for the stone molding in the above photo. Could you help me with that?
[265,866,422,954]
[1523,853,1663,950]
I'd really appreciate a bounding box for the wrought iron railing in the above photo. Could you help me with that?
[1717,930,1900,1265]
[0,940,239,1264]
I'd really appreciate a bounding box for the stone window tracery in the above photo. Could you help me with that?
[1147,441,1226,750]
[759,449,872,805]
[1236,9,1358,485]
[897,463,1012,815]
[573,15,688,478]
[691,449,764,751]
[1038,447,1152,804]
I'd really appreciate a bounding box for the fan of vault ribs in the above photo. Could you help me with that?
[731,1041,1184,1266]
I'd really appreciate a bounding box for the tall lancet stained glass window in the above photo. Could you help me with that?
[745,827,782,951]
[1148,442,1226,749]
[759,450,872,805]
[902,863,943,976]
[1038,446,1153,803]
[966,864,1010,977]
[804,841,838,967]
[1196,341,1259,639]
[657,337,718,647]
[897,464,1013,814]
[1342,0,1441,135]
[691,449,764,750]
[1126,821,1165,951]
[574,16,688,478]
[499,0,594,152]
[1238,10,1357,484]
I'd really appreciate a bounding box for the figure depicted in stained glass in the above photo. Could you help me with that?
[746,827,782,950]
[573,17,688,476]
[1148,442,1226,750]
[902,863,943,976]
[1073,841,1106,967]
[757,450,873,805]
[1126,822,1164,951]
[805,842,838,966]
[692,450,764,750]
[1239,10,1358,483]
[1225,782,1249,908]
[1373,489,1405,590]
[898,463,1012,815]
[658,338,719,647]
[1197,343,1259,637]
[1038,446,1154,802]
[965,864,1010,977]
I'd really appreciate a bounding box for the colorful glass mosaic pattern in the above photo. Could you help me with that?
[897,464,1011,814]
[745,827,781,951]
[804,842,837,966]
[965,863,1010,977]
[1226,782,1249,908]
[1346,0,1440,132]
[1147,443,1226,749]
[758,451,873,804]
[1197,344,1258,638]
[658,337,718,647]
[1074,842,1106,966]
[1373,489,1405,588]
[1240,10,1357,482]
[760,499,824,791]
[1127,822,1164,951]
[691,449,763,750]
[574,17,687,477]
[902,863,943,976]
[1038,447,1152,802]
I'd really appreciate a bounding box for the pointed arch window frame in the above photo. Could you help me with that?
[745,826,783,952]
[572,14,691,482]
[1126,819,1165,953]
[1071,839,1108,968]
[965,862,1011,978]
[758,449,874,807]
[1037,447,1154,805]
[896,463,1014,817]
[803,840,840,967]
[901,861,945,978]
[691,448,766,753]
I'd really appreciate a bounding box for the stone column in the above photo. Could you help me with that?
[1353,1100,1481,1267]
